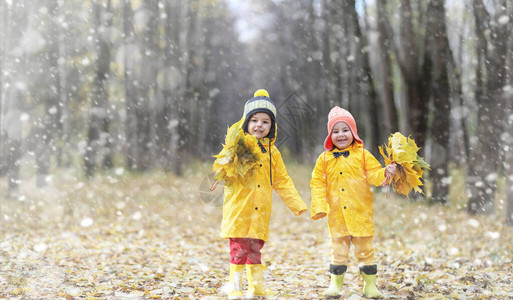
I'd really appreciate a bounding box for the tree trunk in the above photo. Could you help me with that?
[133,0,159,171]
[305,0,323,160]
[3,89,24,191]
[164,0,183,173]
[2,0,29,187]
[504,1,513,226]
[389,0,431,157]
[467,0,508,215]
[0,0,5,176]
[6,137,21,191]
[448,3,471,167]
[35,112,53,187]
[389,0,432,199]
[341,1,355,112]
[35,0,61,187]
[56,0,71,167]
[156,0,178,171]
[155,0,178,170]
[376,0,398,137]
[324,0,342,108]
[447,32,469,166]
[194,2,210,157]
[183,0,198,156]
[173,0,197,175]
[402,0,430,154]
[350,0,380,155]
[428,0,451,204]
[123,0,138,170]
[46,0,64,169]
[84,0,113,177]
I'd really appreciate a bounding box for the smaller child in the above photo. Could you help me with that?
[215,89,308,299]
[310,106,396,299]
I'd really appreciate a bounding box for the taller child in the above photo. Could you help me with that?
[310,106,396,299]
[218,89,307,299]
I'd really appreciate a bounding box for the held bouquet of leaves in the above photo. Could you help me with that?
[379,132,430,197]
[210,119,264,190]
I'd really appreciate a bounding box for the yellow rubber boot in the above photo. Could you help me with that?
[360,265,383,299]
[246,264,276,298]
[324,264,346,298]
[228,264,245,299]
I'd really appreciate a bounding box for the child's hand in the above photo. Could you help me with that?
[381,162,398,187]
[312,212,327,220]
[385,162,398,178]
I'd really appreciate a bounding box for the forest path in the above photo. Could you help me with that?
[0,165,511,299]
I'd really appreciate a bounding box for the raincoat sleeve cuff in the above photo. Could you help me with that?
[310,200,328,220]
[296,208,307,216]
[312,212,327,220]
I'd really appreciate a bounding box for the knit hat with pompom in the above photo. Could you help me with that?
[324,106,362,150]
[242,89,277,139]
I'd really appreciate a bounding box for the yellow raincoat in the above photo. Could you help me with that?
[310,143,385,238]
[221,119,307,242]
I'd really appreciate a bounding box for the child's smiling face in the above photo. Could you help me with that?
[248,112,271,139]
[331,122,354,150]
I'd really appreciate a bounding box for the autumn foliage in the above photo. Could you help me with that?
[0,164,511,298]
[212,119,264,188]
[379,132,430,197]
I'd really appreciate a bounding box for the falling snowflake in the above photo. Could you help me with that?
[80,217,94,227]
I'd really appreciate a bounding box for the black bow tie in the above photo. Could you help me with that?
[333,151,349,158]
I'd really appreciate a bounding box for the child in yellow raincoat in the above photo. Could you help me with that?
[310,106,396,299]
[215,89,308,299]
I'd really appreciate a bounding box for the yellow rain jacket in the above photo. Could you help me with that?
[220,120,307,242]
[310,143,385,238]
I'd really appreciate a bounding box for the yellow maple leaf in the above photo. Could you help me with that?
[212,118,264,187]
[380,132,430,197]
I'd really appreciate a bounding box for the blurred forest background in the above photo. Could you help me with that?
[1,0,513,298]
[1,0,513,222]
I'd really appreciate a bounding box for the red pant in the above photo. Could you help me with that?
[229,238,265,265]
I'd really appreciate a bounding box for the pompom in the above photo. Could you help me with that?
[254,89,270,98]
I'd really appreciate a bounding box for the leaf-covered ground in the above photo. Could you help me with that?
[0,164,512,299]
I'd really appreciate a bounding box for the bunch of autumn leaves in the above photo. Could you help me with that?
[212,122,430,198]
[211,119,264,189]
[379,132,431,197]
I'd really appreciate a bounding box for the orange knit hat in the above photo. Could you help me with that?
[324,106,363,150]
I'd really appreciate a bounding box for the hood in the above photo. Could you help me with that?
[324,106,363,151]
